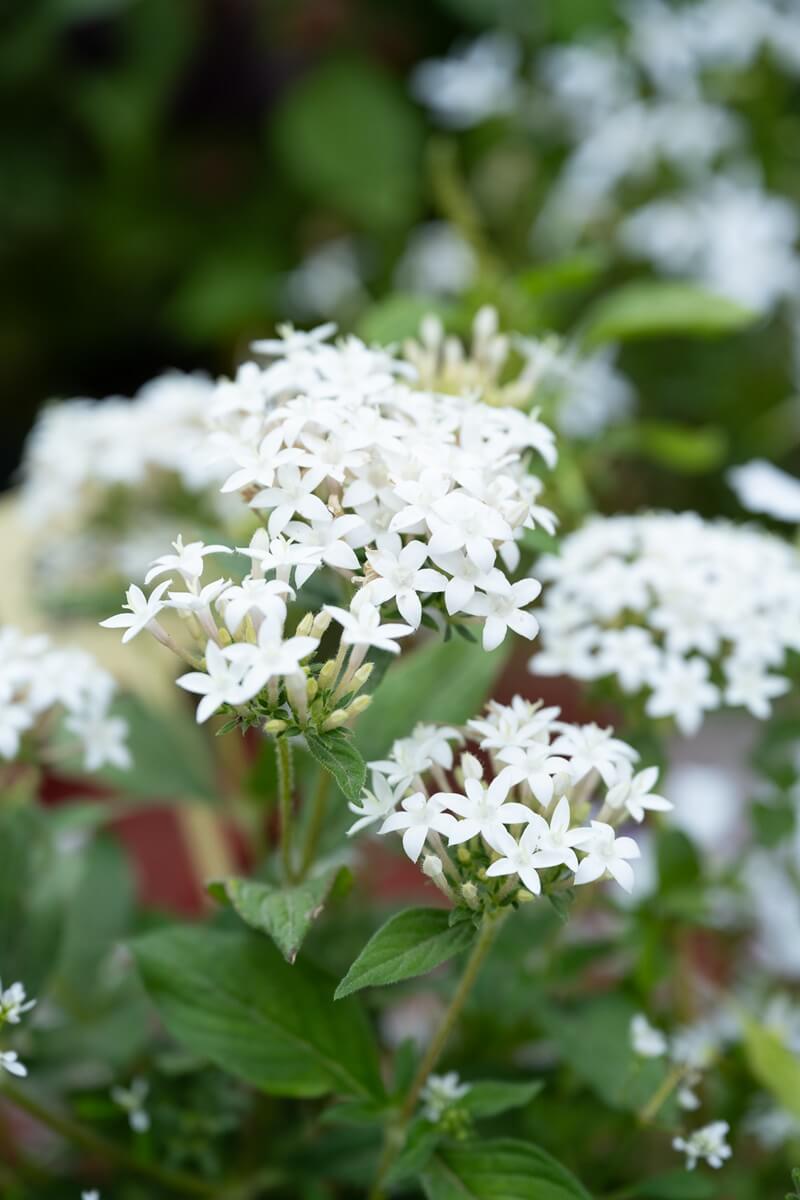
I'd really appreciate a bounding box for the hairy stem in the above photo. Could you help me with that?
[275,736,295,882]
[298,768,332,879]
[369,910,506,1199]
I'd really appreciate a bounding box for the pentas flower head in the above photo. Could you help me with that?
[351,695,666,911]
[673,1121,732,1171]
[0,627,130,774]
[530,512,800,735]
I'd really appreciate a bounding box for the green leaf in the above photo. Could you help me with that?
[461,1079,543,1120]
[208,867,350,964]
[95,694,218,803]
[537,995,674,1116]
[133,926,383,1099]
[742,1016,800,1121]
[273,58,423,230]
[355,637,507,762]
[385,1118,442,1186]
[629,1170,716,1198]
[358,295,456,345]
[421,1137,591,1200]
[516,251,607,298]
[582,281,755,345]
[335,908,475,1000]
[305,730,366,803]
[611,422,728,475]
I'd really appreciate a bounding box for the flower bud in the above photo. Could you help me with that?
[311,610,332,638]
[456,846,471,865]
[516,888,536,904]
[344,695,371,718]
[460,752,483,781]
[350,662,374,692]
[460,881,480,910]
[318,659,338,691]
[322,709,349,731]
[306,677,319,701]
[295,612,314,637]
[422,854,443,879]
[264,719,288,735]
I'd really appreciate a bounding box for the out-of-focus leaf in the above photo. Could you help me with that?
[358,295,455,345]
[133,926,383,1099]
[582,281,755,345]
[742,1017,800,1120]
[612,422,729,475]
[517,252,606,298]
[273,59,424,230]
[629,1170,716,1198]
[422,1137,591,1200]
[462,1079,543,1119]
[355,637,507,762]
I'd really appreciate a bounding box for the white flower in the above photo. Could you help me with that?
[527,796,590,872]
[606,765,672,823]
[673,1121,732,1171]
[0,1050,27,1077]
[325,600,413,655]
[223,621,318,699]
[379,792,459,862]
[572,821,641,892]
[728,460,800,523]
[111,1077,150,1133]
[100,580,172,644]
[65,709,132,772]
[410,32,521,129]
[466,577,542,652]
[216,577,293,636]
[427,493,512,573]
[176,641,253,723]
[144,536,230,585]
[250,464,332,535]
[82,1191,101,1200]
[220,428,302,494]
[724,656,790,719]
[443,775,533,854]
[251,321,337,358]
[0,980,36,1026]
[286,516,362,573]
[347,773,405,836]
[630,1013,668,1058]
[421,1071,471,1122]
[485,821,556,897]
[0,699,33,760]
[364,540,446,629]
[494,740,570,806]
[646,657,720,736]
[551,723,638,787]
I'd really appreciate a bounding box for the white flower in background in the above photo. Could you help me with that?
[728,460,800,523]
[620,179,800,313]
[518,338,635,440]
[0,1050,27,1078]
[673,1120,732,1170]
[630,1013,668,1058]
[361,696,659,902]
[421,1072,471,1122]
[283,237,367,319]
[0,980,36,1026]
[111,1077,151,1133]
[0,627,129,774]
[394,223,477,297]
[531,512,800,734]
[82,1191,101,1200]
[410,32,522,129]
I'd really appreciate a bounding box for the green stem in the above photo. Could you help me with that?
[2,1082,215,1196]
[637,1063,686,1126]
[275,736,295,882]
[298,769,332,880]
[369,911,506,1199]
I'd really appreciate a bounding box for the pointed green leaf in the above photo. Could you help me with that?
[305,730,366,803]
[742,1016,800,1121]
[421,1137,591,1200]
[133,926,383,1100]
[208,867,351,964]
[335,907,475,1000]
[461,1079,543,1120]
[581,280,754,345]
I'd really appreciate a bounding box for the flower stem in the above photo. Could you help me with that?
[2,1082,216,1196]
[637,1063,686,1125]
[275,736,295,882]
[298,768,332,879]
[369,910,506,1199]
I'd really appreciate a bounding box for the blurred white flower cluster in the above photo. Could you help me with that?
[532,513,800,733]
[351,695,668,900]
[0,626,130,772]
[729,459,800,524]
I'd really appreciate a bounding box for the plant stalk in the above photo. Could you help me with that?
[369,910,506,1199]
[298,768,332,879]
[275,736,295,882]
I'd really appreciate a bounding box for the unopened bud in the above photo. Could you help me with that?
[516,888,536,904]
[422,854,443,879]
[264,719,288,735]
[295,612,314,637]
[217,627,233,647]
[460,881,480,910]
[306,677,319,701]
[344,695,371,718]
[460,752,483,781]
[473,304,498,343]
[318,659,338,691]
[311,611,332,638]
[456,846,472,865]
[350,662,374,691]
[322,709,349,731]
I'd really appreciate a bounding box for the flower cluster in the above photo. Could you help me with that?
[19,372,238,595]
[0,626,130,772]
[0,977,36,1079]
[729,459,800,525]
[531,513,800,734]
[349,696,669,905]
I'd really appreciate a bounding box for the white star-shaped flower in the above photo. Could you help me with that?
[100,580,172,644]
[443,775,532,853]
[379,792,459,862]
[364,540,447,628]
[572,820,641,892]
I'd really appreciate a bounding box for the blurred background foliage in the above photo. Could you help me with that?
[5,0,800,516]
